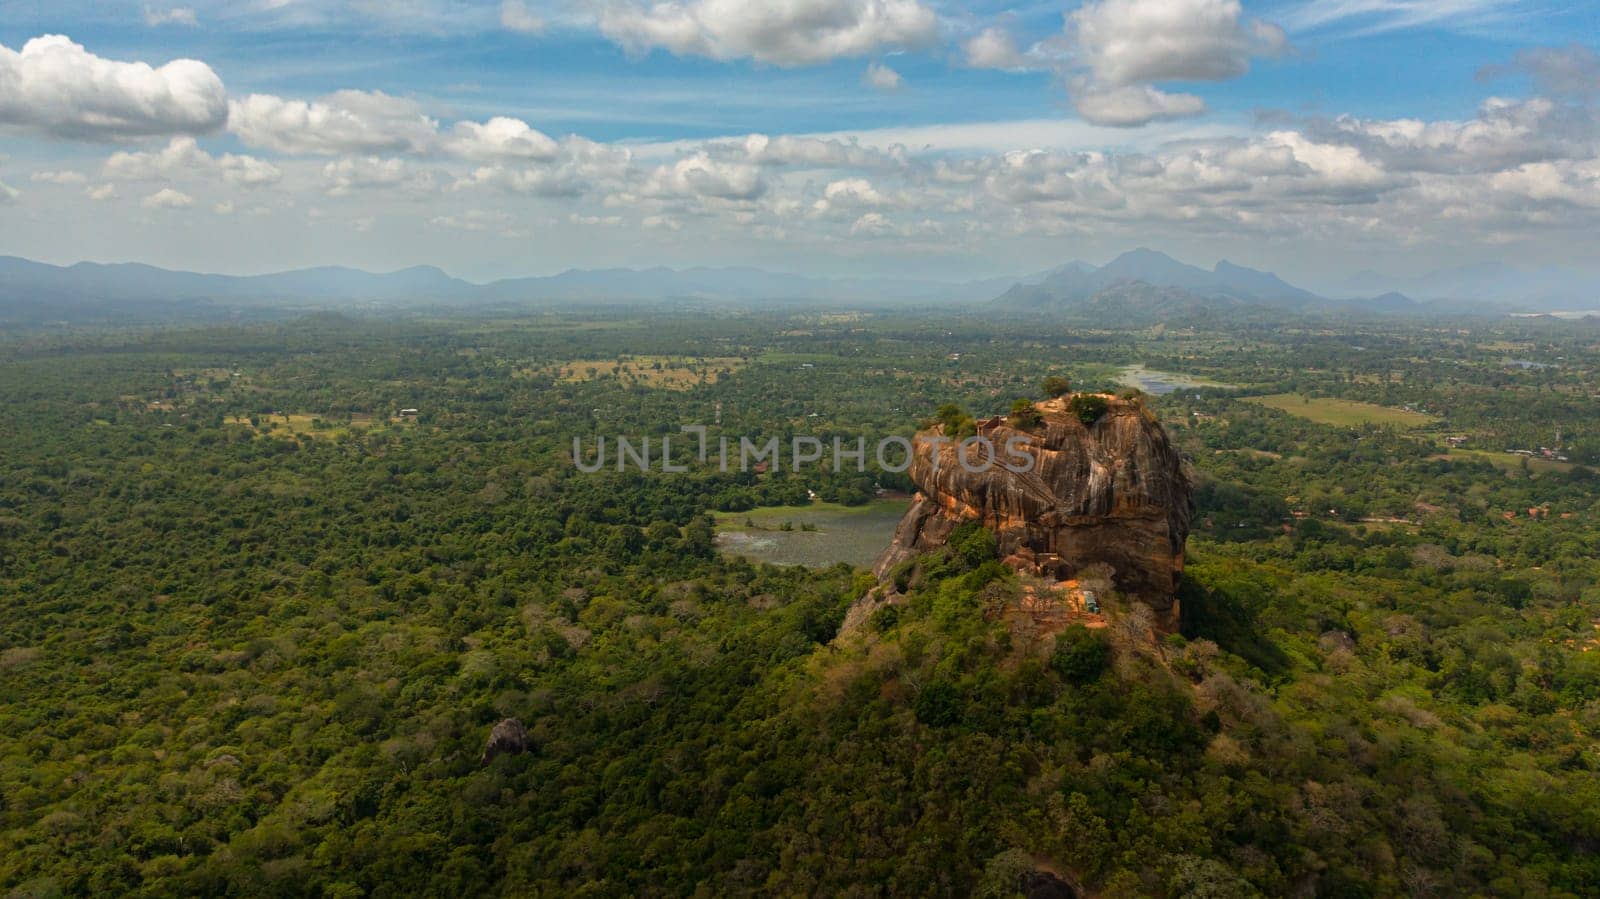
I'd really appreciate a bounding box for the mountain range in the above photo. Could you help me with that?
[1332,263,1600,309]
[0,255,1035,324]
[5,248,1591,326]
[997,248,1325,312]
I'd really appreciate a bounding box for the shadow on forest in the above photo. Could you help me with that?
[1178,573,1292,679]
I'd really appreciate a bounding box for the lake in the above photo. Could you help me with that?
[714,498,910,569]
[1117,364,1236,396]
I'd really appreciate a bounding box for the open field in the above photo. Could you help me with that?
[1244,393,1438,428]
[1437,448,1576,475]
[229,413,382,437]
[535,355,748,389]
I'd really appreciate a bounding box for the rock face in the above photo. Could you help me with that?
[872,395,1193,631]
[481,718,533,765]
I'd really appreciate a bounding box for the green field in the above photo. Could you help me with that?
[1244,393,1438,428]
[1440,448,1575,474]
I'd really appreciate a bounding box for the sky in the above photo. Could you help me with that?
[0,0,1597,285]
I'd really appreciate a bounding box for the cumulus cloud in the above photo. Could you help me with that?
[500,0,546,33]
[643,152,765,200]
[87,183,117,201]
[721,133,906,170]
[453,136,632,198]
[812,177,893,215]
[104,137,282,187]
[863,62,903,91]
[962,26,1032,71]
[445,117,560,162]
[1305,96,1598,174]
[1066,0,1287,126]
[0,35,227,141]
[322,156,438,197]
[142,187,193,209]
[1070,83,1207,127]
[228,90,438,156]
[594,0,939,66]
[0,179,19,204]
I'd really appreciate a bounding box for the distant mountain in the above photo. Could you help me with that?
[1342,291,1419,315]
[0,255,1030,324]
[995,248,1321,315]
[1332,263,1600,310]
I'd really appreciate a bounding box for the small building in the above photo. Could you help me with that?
[399,408,420,418]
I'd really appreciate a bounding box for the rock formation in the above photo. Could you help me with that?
[481,718,533,765]
[870,394,1193,631]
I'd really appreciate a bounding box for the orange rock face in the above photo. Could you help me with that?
[872,395,1194,631]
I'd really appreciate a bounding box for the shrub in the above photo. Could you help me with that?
[1041,376,1072,398]
[870,604,901,633]
[1009,398,1043,429]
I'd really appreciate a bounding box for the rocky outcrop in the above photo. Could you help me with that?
[481,718,533,765]
[871,395,1193,631]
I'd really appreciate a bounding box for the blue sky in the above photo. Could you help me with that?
[1,1,1597,283]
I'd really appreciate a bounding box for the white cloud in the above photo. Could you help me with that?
[500,0,546,33]
[720,133,906,170]
[144,6,199,27]
[1066,0,1287,126]
[453,136,633,198]
[812,177,891,214]
[1073,0,1287,87]
[86,183,117,201]
[31,170,87,185]
[322,156,439,197]
[962,26,1032,71]
[1070,83,1207,127]
[445,117,560,162]
[1281,0,1519,36]
[644,152,765,200]
[1306,96,1597,174]
[863,62,903,91]
[214,200,234,214]
[104,137,282,187]
[0,179,19,204]
[594,0,939,66]
[228,90,438,156]
[142,187,193,209]
[0,35,227,141]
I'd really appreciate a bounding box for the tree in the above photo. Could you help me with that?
[1041,376,1072,398]
[1068,394,1109,425]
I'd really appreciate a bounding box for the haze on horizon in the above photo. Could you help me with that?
[1,0,1598,287]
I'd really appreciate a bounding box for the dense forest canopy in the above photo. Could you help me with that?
[2,310,1599,897]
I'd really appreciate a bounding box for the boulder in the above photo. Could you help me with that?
[481,718,533,765]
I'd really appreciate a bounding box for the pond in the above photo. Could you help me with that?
[714,498,910,569]
[1117,364,1236,396]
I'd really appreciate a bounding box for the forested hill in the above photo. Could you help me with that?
[1,313,1598,896]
